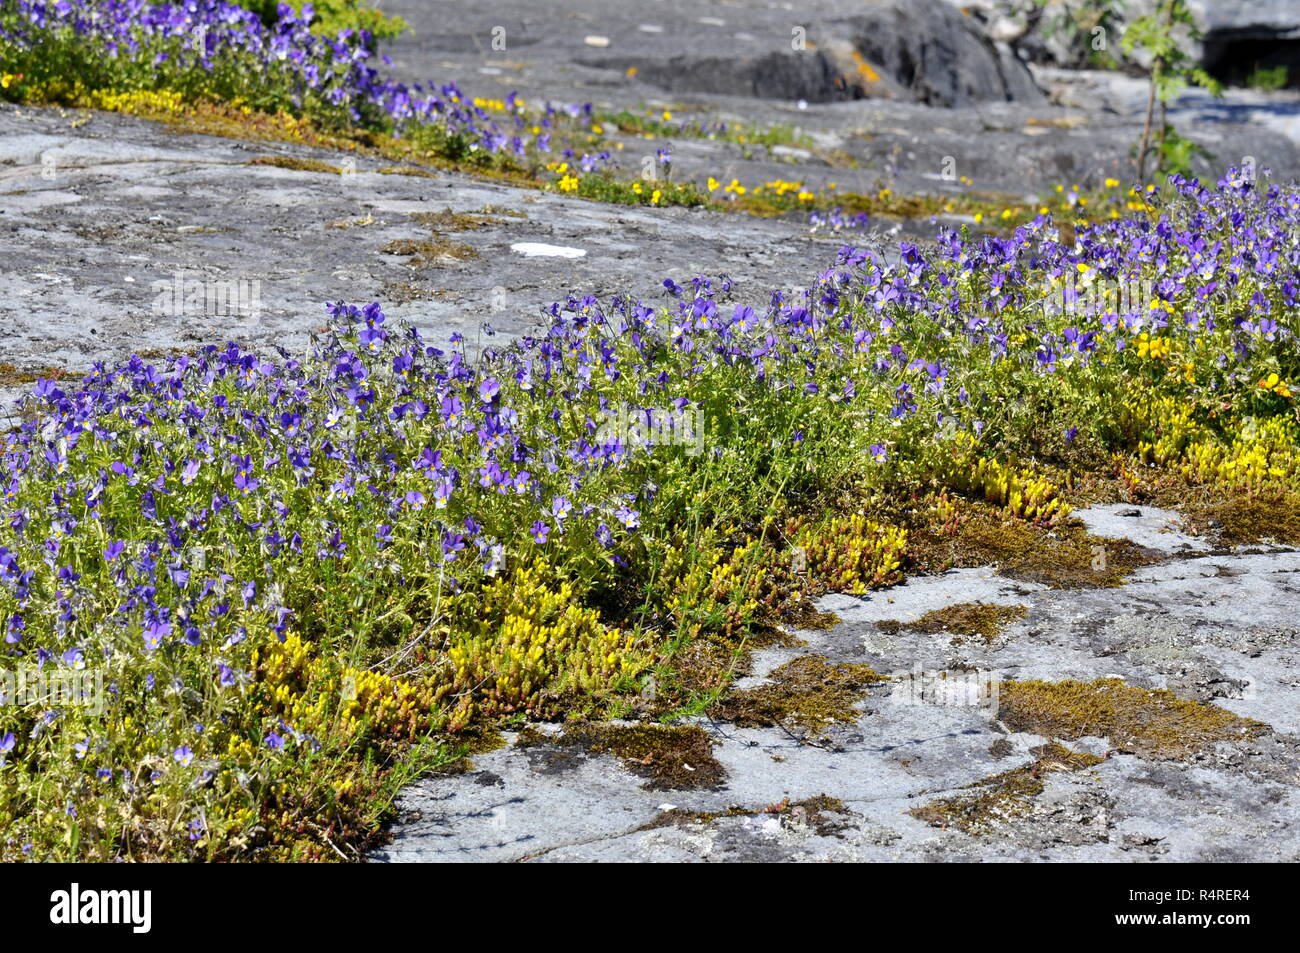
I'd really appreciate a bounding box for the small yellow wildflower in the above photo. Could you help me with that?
[1259,373,1292,397]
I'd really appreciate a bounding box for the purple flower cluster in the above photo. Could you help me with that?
[1,0,595,153]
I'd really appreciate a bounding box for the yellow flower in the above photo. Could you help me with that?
[0,74,14,90]
[662,110,672,121]
[1136,333,1170,360]
[650,189,662,205]
[1104,177,1120,188]
[974,212,983,223]
[1258,373,1291,396]
[707,176,720,192]
[558,174,580,193]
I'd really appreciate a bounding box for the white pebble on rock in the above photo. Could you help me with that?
[510,242,587,259]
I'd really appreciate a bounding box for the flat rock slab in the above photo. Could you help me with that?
[374,543,1300,862]
[0,103,876,416]
[1071,503,1212,555]
[378,0,1300,198]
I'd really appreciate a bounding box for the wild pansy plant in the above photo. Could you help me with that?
[1,168,1297,859]
[0,0,603,171]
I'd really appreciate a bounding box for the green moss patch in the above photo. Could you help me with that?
[0,363,78,387]
[641,793,853,836]
[1191,489,1300,546]
[380,237,478,265]
[410,208,507,232]
[558,723,726,790]
[249,154,344,174]
[880,602,1028,643]
[909,741,1104,835]
[1000,678,1268,759]
[712,655,886,736]
[907,499,1161,588]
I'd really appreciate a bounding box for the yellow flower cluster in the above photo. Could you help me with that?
[1259,372,1292,398]
[1136,332,1171,360]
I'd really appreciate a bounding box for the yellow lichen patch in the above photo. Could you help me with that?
[713,655,886,736]
[909,742,1104,834]
[999,679,1268,759]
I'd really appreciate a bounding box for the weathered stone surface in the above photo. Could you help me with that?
[380,0,1041,107]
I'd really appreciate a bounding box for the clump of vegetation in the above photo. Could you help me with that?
[560,723,726,790]
[239,0,407,44]
[880,603,1028,643]
[794,514,907,595]
[0,363,78,388]
[999,679,1268,759]
[1246,65,1289,91]
[380,237,479,265]
[905,496,1159,589]
[1193,490,1300,546]
[937,436,1071,525]
[0,60,1295,858]
[249,154,345,175]
[641,793,853,836]
[411,209,507,232]
[713,656,886,737]
[909,742,1105,835]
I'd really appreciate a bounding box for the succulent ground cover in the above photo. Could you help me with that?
[2,1,1299,862]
